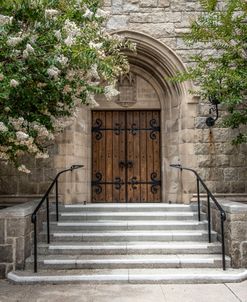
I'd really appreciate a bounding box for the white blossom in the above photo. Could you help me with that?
[0,152,9,160]
[45,9,59,19]
[54,30,62,41]
[64,19,81,37]
[86,92,99,107]
[0,14,13,26]
[88,64,100,80]
[16,131,29,141]
[64,35,76,46]
[22,43,35,59]
[83,8,94,19]
[10,79,20,87]
[89,41,103,49]
[47,66,61,79]
[18,164,31,174]
[7,37,23,47]
[23,49,29,59]
[104,85,120,101]
[9,117,24,130]
[0,122,8,132]
[26,43,35,53]
[35,152,49,159]
[56,55,69,66]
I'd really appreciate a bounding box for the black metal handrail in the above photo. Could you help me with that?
[31,164,83,273]
[170,164,227,270]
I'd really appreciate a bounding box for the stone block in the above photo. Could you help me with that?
[0,264,6,279]
[7,217,30,237]
[15,237,25,270]
[158,0,170,7]
[215,181,231,193]
[0,176,18,195]
[230,182,246,193]
[241,241,247,267]
[107,16,128,30]
[0,245,13,263]
[229,221,247,241]
[112,0,123,13]
[140,0,158,7]
[224,168,238,181]
[0,219,4,244]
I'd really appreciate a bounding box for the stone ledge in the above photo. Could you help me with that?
[207,199,247,214]
[0,200,40,218]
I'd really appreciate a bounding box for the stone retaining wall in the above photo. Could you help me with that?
[0,201,46,278]
[202,199,247,268]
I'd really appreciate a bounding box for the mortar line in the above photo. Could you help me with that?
[224,283,243,302]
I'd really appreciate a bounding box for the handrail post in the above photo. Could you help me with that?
[55,179,59,222]
[197,177,201,222]
[46,196,50,244]
[221,214,226,270]
[33,215,37,273]
[207,193,211,243]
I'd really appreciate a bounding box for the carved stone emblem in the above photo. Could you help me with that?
[115,72,137,107]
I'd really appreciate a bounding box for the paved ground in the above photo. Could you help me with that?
[0,280,247,302]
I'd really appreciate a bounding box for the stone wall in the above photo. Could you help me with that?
[102,0,247,198]
[0,201,46,278]
[0,0,246,205]
[202,199,247,268]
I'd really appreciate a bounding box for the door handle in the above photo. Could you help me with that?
[119,160,134,169]
[127,160,133,168]
[119,160,126,169]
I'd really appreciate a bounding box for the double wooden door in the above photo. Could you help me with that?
[92,111,161,203]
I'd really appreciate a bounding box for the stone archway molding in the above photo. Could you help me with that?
[114,30,196,104]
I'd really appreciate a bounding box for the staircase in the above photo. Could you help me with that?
[8,203,247,284]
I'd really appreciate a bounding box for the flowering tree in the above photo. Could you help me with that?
[0,0,133,173]
[172,0,247,144]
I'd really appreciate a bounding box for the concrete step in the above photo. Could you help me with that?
[37,241,222,255]
[61,203,194,212]
[8,268,247,284]
[54,211,205,221]
[43,220,208,232]
[25,254,231,270]
[40,230,216,242]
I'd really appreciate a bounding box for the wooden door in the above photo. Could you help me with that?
[92,111,161,203]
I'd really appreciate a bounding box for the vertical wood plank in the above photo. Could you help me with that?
[105,111,113,202]
[127,111,134,202]
[146,111,154,202]
[140,111,148,202]
[152,111,161,202]
[119,111,126,202]
[133,111,140,202]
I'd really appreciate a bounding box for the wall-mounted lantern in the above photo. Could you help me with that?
[205,95,220,127]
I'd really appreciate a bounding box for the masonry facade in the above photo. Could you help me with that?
[0,0,247,206]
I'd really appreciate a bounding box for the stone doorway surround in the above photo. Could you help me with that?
[54,31,197,204]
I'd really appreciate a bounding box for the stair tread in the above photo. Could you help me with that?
[47,230,216,236]
[38,241,221,247]
[50,220,207,226]
[8,268,247,284]
[26,254,230,262]
[60,211,198,216]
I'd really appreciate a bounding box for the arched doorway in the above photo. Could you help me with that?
[57,31,197,204]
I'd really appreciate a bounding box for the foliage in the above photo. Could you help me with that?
[0,0,134,172]
[172,0,247,144]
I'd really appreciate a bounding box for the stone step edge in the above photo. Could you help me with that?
[25,255,231,265]
[44,220,208,226]
[8,269,247,284]
[38,241,222,248]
